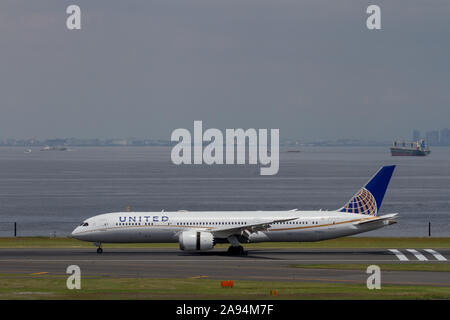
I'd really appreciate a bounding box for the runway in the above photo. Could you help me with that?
[0,248,449,287]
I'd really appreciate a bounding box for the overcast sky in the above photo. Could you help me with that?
[0,1,449,141]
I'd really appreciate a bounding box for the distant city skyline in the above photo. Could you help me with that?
[3,126,450,146]
[4,132,449,147]
[413,128,450,146]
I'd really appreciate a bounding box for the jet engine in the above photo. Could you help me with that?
[179,231,214,251]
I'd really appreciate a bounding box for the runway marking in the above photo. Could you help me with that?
[406,249,428,261]
[0,259,408,263]
[424,249,447,261]
[30,272,48,275]
[388,249,409,261]
[191,275,209,279]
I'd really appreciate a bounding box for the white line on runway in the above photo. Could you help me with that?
[406,249,428,261]
[388,249,409,261]
[0,259,401,263]
[424,249,447,261]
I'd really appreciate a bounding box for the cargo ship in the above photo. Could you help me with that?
[390,139,430,156]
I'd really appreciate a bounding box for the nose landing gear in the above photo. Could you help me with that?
[94,242,103,254]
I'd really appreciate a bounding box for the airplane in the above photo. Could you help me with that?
[71,165,397,255]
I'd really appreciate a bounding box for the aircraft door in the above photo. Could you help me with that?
[98,218,109,230]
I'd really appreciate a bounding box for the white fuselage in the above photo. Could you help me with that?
[71,210,390,244]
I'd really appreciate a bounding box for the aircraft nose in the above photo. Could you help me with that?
[71,227,81,239]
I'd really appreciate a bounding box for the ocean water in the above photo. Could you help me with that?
[0,146,449,237]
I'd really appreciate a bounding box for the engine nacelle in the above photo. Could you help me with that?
[179,231,214,251]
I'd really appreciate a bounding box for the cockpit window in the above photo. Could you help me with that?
[79,222,89,226]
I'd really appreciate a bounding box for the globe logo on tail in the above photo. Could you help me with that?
[340,188,377,216]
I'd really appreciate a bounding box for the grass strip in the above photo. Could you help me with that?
[0,237,449,249]
[0,274,449,300]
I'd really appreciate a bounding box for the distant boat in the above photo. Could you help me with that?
[390,139,430,156]
[40,146,68,151]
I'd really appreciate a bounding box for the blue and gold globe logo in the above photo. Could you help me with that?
[340,188,377,215]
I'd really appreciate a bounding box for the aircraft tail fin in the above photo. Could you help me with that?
[338,165,396,216]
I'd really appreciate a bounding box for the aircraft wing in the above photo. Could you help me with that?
[210,217,298,238]
[353,213,398,226]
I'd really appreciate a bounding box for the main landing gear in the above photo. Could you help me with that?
[227,245,246,256]
[226,235,246,255]
[94,242,103,254]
